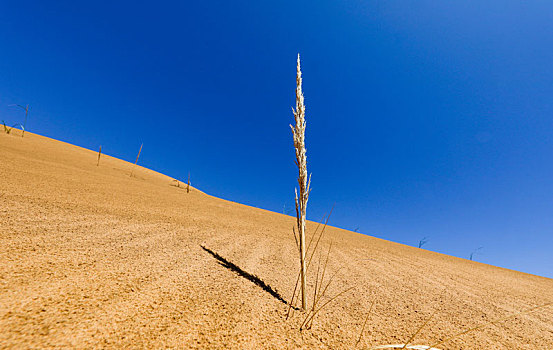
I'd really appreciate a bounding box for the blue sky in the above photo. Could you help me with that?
[1,1,552,278]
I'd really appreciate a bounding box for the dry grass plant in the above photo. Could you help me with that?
[289,55,353,330]
[2,121,13,134]
[130,143,143,177]
[97,145,102,166]
[291,53,311,311]
[355,300,376,348]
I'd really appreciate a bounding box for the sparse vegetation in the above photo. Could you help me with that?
[287,56,352,330]
[8,104,29,137]
[2,120,12,134]
[290,53,311,311]
[97,145,102,166]
[130,143,143,177]
[469,247,483,261]
[187,172,190,193]
[418,237,429,249]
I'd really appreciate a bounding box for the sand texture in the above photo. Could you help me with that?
[1,130,552,349]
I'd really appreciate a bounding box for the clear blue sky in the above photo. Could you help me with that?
[1,1,552,278]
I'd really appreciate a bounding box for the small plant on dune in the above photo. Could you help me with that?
[130,142,143,177]
[285,208,354,330]
[97,145,102,166]
[8,103,29,137]
[2,120,12,134]
[290,53,311,311]
[469,246,483,261]
[418,237,429,249]
[287,55,353,329]
[187,172,191,193]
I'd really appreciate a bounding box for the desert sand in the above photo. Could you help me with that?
[1,130,552,349]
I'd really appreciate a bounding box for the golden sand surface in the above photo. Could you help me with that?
[1,130,552,349]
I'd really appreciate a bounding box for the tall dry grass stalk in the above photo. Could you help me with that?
[187,172,190,193]
[130,143,143,177]
[291,54,311,311]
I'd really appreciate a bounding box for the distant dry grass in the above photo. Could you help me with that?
[130,143,143,177]
[97,145,102,166]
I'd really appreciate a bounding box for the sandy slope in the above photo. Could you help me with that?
[0,130,552,349]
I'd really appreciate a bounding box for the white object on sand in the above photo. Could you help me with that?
[373,345,442,350]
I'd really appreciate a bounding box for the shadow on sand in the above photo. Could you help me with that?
[200,244,299,310]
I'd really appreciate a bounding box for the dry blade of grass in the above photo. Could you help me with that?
[286,209,332,320]
[400,288,447,349]
[291,53,310,310]
[303,265,344,329]
[2,121,11,134]
[286,267,301,320]
[428,301,553,348]
[304,243,333,330]
[293,226,300,253]
[316,241,333,300]
[130,143,143,177]
[8,104,29,137]
[187,172,190,193]
[97,145,102,166]
[400,308,439,349]
[306,204,334,275]
[300,286,356,330]
[311,255,322,316]
[356,300,376,348]
[286,212,328,319]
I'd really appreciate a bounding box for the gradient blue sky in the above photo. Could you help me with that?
[1,1,552,278]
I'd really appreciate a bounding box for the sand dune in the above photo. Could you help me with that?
[1,130,552,349]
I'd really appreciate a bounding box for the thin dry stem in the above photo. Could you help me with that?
[293,226,300,253]
[307,242,333,329]
[301,286,356,330]
[130,143,143,177]
[286,268,301,319]
[312,255,322,315]
[306,205,334,274]
[401,308,439,349]
[305,266,344,329]
[356,300,376,348]
[286,212,330,320]
[97,145,102,166]
[317,241,333,299]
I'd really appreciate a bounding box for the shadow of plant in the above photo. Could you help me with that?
[201,244,299,310]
